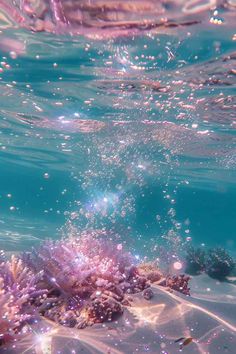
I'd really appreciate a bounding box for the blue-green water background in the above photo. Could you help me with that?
[0,23,235,259]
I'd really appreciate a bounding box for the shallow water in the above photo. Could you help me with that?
[0,1,236,353]
[0,8,236,253]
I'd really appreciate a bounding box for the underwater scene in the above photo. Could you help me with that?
[0,1,236,353]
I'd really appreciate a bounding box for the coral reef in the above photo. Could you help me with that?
[205,247,235,280]
[137,261,191,295]
[184,245,235,280]
[137,261,163,283]
[0,254,46,348]
[0,230,192,348]
[22,231,152,328]
[185,246,206,275]
[164,275,191,296]
[22,231,190,329]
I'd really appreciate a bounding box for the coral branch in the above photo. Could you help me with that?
[0,254,46,348]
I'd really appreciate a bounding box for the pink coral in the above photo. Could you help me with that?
[0,254,46,348]
[0,231,195,347]
[17,230,191,330]
[22,230,150,327]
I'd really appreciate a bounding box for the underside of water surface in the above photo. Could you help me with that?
[0,1,236,354]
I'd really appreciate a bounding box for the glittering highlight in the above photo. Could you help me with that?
[1,230,191,350]
[0,253,47,349]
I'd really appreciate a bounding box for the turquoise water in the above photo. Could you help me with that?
[0,2,236,354]
[0,4,236,258]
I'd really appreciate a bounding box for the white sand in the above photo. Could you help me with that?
[6,275,234,354]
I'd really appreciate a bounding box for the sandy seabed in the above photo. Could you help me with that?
[5,274,236,354]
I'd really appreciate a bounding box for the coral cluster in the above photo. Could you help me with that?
[0,254,46,348]
[185,246,206,275]
[22,231,190,329]
[185,246,235,280]
[137,261,191,295]
[22,230,152,328]
[164,275,191,296]
[205,248,235,280]
[0,230,192,349]
[137,262,163,283]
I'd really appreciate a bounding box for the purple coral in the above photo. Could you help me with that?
[22,230,150,327]
[0,254,46,348]
[0,231,196,342]
[21,230,191,329]
[23,230,137,294]
[1,229,191,332]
